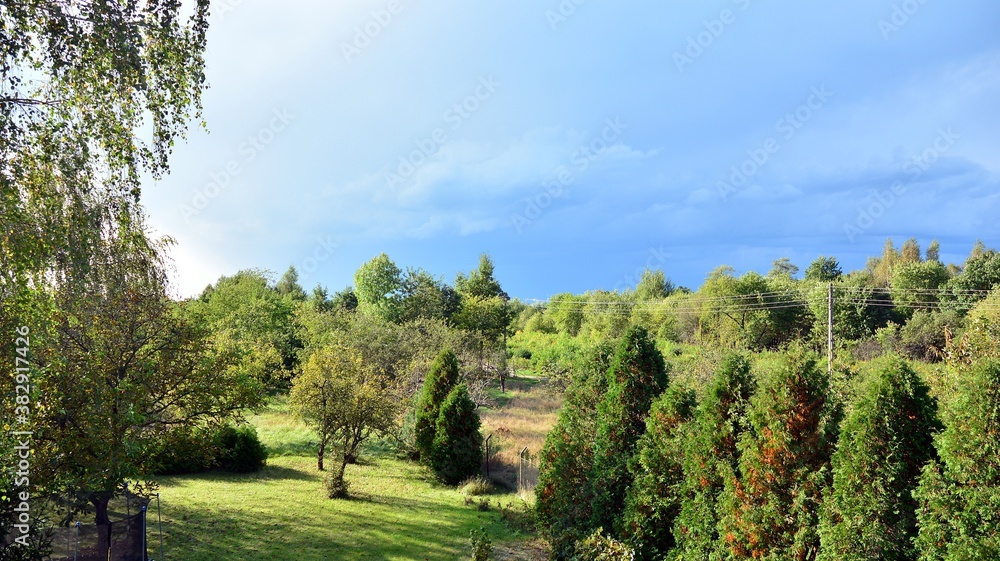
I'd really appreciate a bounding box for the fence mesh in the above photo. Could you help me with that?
[517,449,539,499]
[47,491,149,561]
[483,434,539,497]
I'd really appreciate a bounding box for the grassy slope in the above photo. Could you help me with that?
[152,392,553,560]
[479,373,562,493]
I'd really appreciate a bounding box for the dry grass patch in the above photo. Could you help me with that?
[480,374,563,492]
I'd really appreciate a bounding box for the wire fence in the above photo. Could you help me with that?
[517,446,539,499]
[483,435,539,498]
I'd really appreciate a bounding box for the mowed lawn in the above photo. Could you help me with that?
[152,394,548,560]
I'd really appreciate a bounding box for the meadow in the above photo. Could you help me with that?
[151,380,557,560]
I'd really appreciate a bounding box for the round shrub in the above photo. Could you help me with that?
[149,426,215,475]
[898,310,963,362]
[215,424,268,473]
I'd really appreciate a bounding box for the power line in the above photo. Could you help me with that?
[518,287,999,317]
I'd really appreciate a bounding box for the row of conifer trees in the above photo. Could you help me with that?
[536,326,1000,560]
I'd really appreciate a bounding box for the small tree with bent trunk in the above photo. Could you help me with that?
[290,342,398,497]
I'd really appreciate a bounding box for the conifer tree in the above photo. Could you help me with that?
[673,354,755,559]
[414,349,460,462]
[619,383,696,559]
[536,343,614,560]
[430,383,483,485]
[590,326,669,536]
[915,359,1000,559]
[719,351,836,559]
[818,358,940,561]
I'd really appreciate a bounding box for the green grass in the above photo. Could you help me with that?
[246,394,316,457]
[153,396,545,560]
[484,373,543,410]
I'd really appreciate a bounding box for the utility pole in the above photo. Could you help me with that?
[828,282,834,376]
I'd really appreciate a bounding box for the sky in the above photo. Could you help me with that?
[143,0,1000,301]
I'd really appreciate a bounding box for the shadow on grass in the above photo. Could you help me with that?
[346,491,427,510]
[157,479,515,561]
[265,441,317,457]
[486,375,547,409]
[155,464,317,488]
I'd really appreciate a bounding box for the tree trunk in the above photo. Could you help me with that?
[337,458,348,487]
[318,439,325,471]
[327,457,350,499]
[344,429,361,464]
[91,492,113,560]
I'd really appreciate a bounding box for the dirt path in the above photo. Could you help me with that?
[494,538,550,560]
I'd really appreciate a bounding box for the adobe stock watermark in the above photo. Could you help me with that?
[11,325,34,547]
[843,127,958,242]
[298,234,341,277]
[673,0,752,73]
[511,117,628,233]
[179,107,295,222]
[716,85,833,201]
[212,0,245,22]
[545,0,587,30]
[384,75,501,191]
[878,0,931,41]
[341,0,407,64]
[613,247,672,292]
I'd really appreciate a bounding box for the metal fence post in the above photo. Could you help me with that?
[484,434,493,478]
[157,493,164,561]
[518,446,527,494]
[66,490,72,558]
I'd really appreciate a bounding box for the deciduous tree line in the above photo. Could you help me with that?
[515,238,1000,363]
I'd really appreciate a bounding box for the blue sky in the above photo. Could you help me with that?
[144,0,1000,300]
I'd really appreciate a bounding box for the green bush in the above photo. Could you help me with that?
[215,424,268,473]
[150,423,266,475]
[415,349,460,463]
[818,357,940,561]
[149,426,216,475]
[898,310,963,362]
[528,333,585,386]
[430,383,484,485]
[571,528,635,561]
[915,359,1000,559]
[325,470,350,499]
[468,526,492,561]
[524,311,557,334]
[459,476,495,496]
